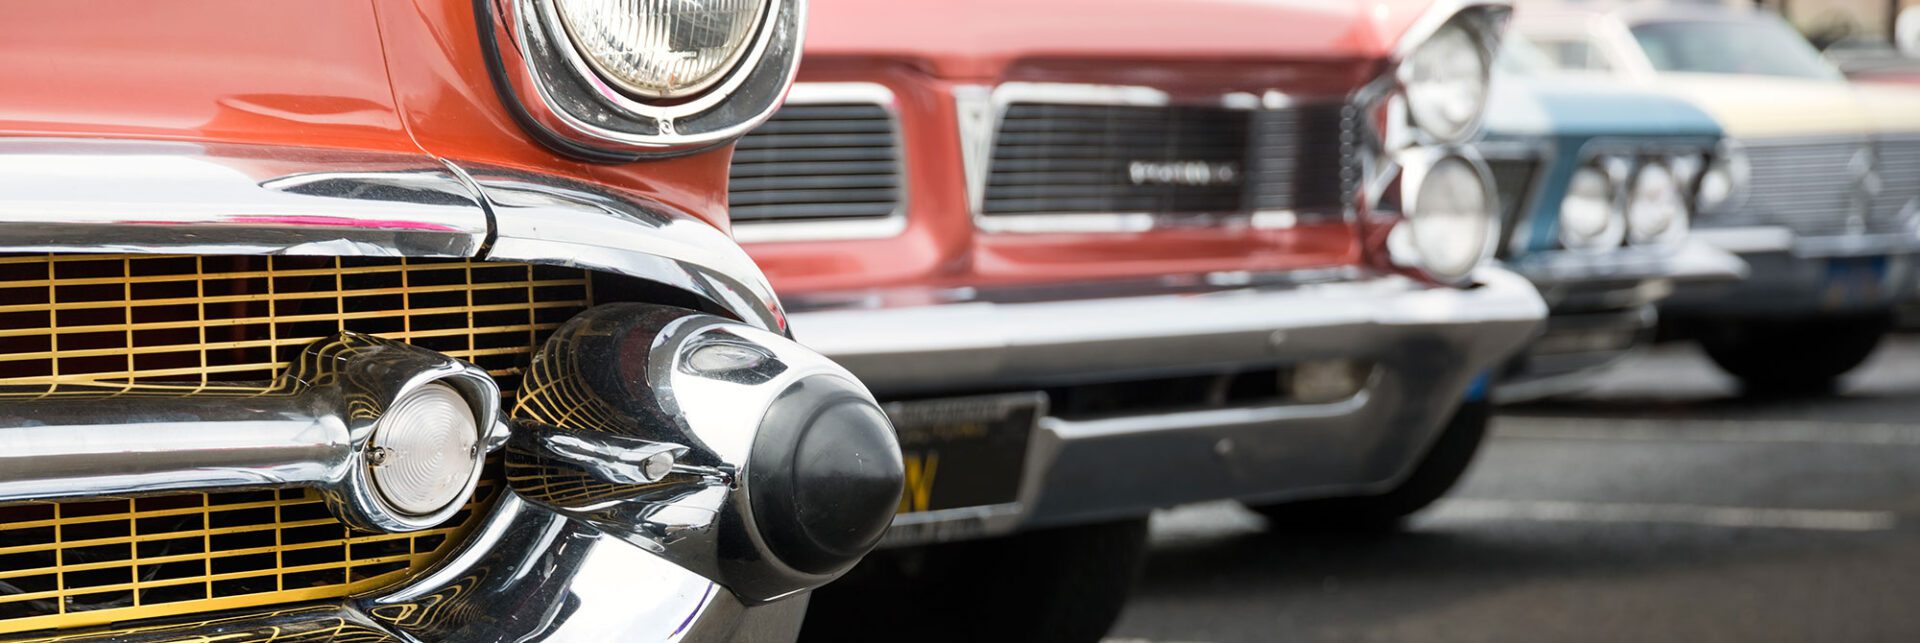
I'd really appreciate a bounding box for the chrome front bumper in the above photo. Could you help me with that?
[1665,226,1920,318]
[789,267,1546,537]
[1496,240,1746,401]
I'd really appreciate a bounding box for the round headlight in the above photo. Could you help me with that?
[368,382,482,517]
[1698,140,1750,212]
[1405,155,1498,282]
[1628,163,1690,247]
[1403,24,1491,143]
[1560,166,1624,250]
[554,0,769,100]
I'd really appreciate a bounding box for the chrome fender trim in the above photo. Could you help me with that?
[0,138,788,332]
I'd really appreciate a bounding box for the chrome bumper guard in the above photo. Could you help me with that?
[789,267,1546,537]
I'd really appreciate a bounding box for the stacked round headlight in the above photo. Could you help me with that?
[1403,155,1499,282]
[554,0,768,99]
[1402,23,1492,143]
[1627,163,1691,246]
[1560,166,1624,250]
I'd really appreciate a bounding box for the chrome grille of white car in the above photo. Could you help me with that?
[1873,134,1920,225]
[1733,136,1911,237]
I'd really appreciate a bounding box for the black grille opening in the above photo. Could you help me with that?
[984,103,1252,217]
[982,101,1349,222]
[729,103,903,222]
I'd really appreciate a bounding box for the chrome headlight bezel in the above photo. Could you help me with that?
[1390,149,1503,285]
[1392,3,1510,146]
[481,0,805,160]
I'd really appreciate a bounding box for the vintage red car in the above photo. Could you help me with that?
[732,0,1545,639]
[0,1,905,641]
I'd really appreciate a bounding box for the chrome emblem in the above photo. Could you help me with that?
[1127,160,1242,187]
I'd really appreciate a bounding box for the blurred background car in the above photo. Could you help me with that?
[728,0,1539,640]
[1482,34,1746,401]
[1517,1,1920,394]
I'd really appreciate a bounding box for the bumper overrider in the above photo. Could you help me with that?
[788,267,1545,543]
[0,139,902,641]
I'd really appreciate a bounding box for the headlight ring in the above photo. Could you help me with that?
[1392,151,1502,284]
[481,0,805,159]
[1402,23,1492,144]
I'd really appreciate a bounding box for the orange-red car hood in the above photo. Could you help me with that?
[805,0,1438,79]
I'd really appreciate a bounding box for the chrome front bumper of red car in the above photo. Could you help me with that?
[787,266,1547,544]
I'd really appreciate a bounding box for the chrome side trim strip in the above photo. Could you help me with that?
[0,138,488,256]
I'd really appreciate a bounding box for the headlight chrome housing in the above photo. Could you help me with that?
[481,0,804,159]
[1392,3,1509,146]
[1351,1,1510,286]
[1401,23,1492,144]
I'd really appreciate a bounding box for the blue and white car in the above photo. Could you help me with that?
[1482,38,1746,400]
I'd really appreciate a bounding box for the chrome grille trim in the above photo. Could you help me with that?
[961,83,1352,234]
[1873,133,1920,225]
[1484,154,1544,259]
[729,82,908,243]
[1720,135,1913,238]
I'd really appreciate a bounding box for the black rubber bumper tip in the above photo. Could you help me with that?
[749,375,905,575]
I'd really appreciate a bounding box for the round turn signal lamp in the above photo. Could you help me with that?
[368,382,483,518]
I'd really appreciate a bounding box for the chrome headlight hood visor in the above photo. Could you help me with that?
[477,0,806,161]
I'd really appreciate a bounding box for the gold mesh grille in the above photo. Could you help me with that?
[0,254,592,399]
[0,254,596,635]
[0,481,496,636]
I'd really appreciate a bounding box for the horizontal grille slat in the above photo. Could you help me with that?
[1727,137,1917,237]
[729,101,902,223]
[983,103,1251,217]
[0,254,593,634]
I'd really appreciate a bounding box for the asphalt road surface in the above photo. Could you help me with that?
[1108,335,1920,642]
